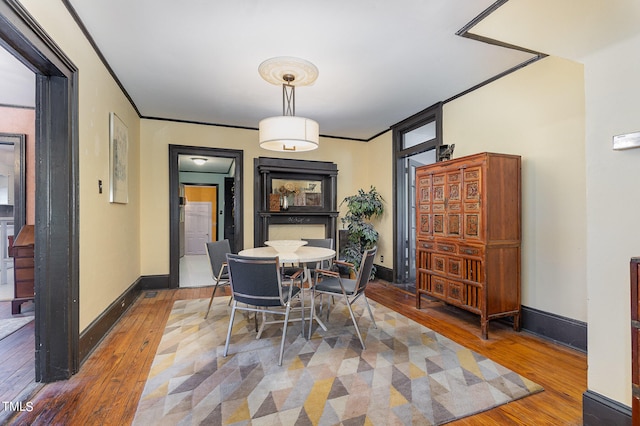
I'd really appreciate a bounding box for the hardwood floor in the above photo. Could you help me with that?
[6,282,586,425]
[0,300,38,425]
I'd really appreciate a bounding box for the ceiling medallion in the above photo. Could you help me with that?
[258,57,318,87]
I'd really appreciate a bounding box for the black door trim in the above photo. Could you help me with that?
[0,0,79,382]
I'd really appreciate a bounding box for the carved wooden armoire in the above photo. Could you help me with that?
[415,152,521,339]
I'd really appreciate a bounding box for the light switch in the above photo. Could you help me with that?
[613,131,640,150]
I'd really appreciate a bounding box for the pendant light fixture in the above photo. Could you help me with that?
[258,57,319,152]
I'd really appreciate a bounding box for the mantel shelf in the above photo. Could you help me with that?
[259,211,339,217]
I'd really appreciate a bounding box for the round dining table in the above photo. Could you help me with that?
[238,245,336,265]
[237,244,336,333]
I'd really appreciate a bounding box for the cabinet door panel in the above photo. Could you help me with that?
[433,214,444,236]
[416,173,433,239]
[419,213,431,237]
[448,281,464,303]
[447,213,461,236]
[463,166,482,239]
[431,173,446,236]
[431,275,446,297]
[464,213,481,238]
[432,254,446,274]
[445,171,462,237]
[418,175,431,202]
[447,257,462,278]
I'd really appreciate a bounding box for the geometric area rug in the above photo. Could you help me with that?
[132,297,543,425]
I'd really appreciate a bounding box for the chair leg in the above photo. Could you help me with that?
[256,309,267,339]
[346,298,366,350]
[204,282,221,319]
[363,296,377,329]
[279,304,292,366]
[223,302,238,357]
[308,288,315,339]
[300,287,305,337]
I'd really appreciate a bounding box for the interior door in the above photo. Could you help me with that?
[184,201,211,255]
[407,158,421,281]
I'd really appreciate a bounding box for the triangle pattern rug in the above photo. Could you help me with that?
[133,297,542,425]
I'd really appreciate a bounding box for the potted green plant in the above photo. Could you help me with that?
[340,186,384,278]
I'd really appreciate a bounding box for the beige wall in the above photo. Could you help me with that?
[583,30,640,407]
[140,120,394,276]
[474,0,640,408]
[21,0,141,332]
[443,56,587,322]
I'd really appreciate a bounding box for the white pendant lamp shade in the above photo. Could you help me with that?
[259,116,319,152]
[258,57,320,152]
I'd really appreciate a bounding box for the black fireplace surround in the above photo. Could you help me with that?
[254,157,338,247]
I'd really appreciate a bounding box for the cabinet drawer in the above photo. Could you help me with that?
[15,268,34,282]
[14,247,34,258]
[15,281,34,298]
[418,241,434,250]
[437,243,456,253]
[459,245,483,257]
[14,257,34,269]
[447,281,465,304]
[431,275,447,297]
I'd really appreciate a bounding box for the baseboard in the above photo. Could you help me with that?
[583,390,631,425]
[374,264,393,282]
[78,278,142,362]
[520,305,587,353]
[138,274,170,290]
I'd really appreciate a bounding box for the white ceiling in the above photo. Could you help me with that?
[61,0,535,141]
[0,47,34,108]
[178,155,234,174]
[3,2,638,141]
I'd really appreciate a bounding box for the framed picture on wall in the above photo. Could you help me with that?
[109,112,128,204]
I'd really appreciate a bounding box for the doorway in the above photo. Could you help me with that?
[397,151,436,292]
[392,103,442,291]
[180,184,217,288]
[1,0,80,386]
[169,145,243,289]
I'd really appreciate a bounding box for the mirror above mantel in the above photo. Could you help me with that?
[254,157,338,246]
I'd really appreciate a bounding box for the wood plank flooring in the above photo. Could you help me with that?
[0,300,38,425]
[5,282,586,425]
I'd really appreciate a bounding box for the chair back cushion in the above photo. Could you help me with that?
[303,238,334,250]
[354,247,377,294]
[226,254,284,306]
[206,240,232,276]
[303,238,334,270]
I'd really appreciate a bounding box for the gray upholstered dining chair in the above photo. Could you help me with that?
[302,238,335,279]
[281,238,335,287]
[204,239,232,319]
[308,246,377,349]
[223,254,304,366]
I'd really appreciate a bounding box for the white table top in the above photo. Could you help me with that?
[238,246,336,264]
